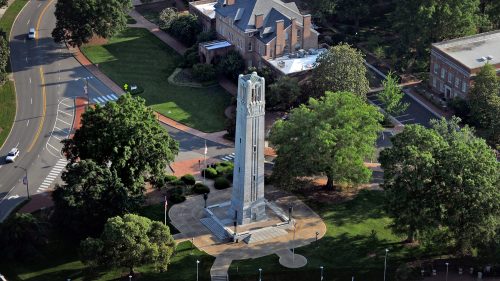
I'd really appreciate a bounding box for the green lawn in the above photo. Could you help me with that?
[81,28,231,133]
[0,81,16,149]
[0,0,30,39]
[229,190,438,281]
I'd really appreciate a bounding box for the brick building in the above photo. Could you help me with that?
[190,0,321,75]
[429,30,500,100]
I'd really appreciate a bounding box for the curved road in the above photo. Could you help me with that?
[0,0,119,221]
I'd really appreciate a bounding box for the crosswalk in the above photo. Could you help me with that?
[92,94,118,105]
[37,158,67,193]
[220,153,235,162]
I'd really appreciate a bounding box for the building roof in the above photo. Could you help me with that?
[432,30,500,70]
[192,2,217,19]
[214,0,306,43]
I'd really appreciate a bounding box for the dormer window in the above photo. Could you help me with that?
[248,42,253,51]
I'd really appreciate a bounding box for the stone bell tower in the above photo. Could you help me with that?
[230,72,266,225]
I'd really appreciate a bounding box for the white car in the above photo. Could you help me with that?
[28,28,35,39]
[5,148,19,163]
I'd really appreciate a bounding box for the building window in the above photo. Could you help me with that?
[248,42,252,51]
[297,29,301,37]
[432,77,437,88]
[440,81,444,93]
[455,77,460,88]
[434,63,439,74]
[462,81,467,93]
[441,68,445,79]
[448,72,453,83]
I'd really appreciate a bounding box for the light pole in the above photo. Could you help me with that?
[383,249,389,281]
[196,260,200,281]
[445,262,449,281]
[320,266,324,281]
[292,221,297,264]
[128,275,132,281]
[258,268,262,281]
[75,77,93,109]
[16,166,29,199]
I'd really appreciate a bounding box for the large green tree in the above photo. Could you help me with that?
[52,0,132,47]
[393,0,480,57]
[62,94,179,193]
[380,117,500,253]
[469,63,500,148]
[52,160,132,236]
[80,214,176,274]
[0,213,48,261]
[481,0,500,29]
[270,91,383,189]
[267,76,301,111]
[0,36,9,84]
[311,43,370,98]
[377,72,409,118]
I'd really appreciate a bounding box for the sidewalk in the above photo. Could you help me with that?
[404,86,453,119]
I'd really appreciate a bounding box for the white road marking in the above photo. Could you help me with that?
[29,77,31,83]
[97,97,105,103]
[15,141,19,147]
[399,118,415,123]
[26,120,29,126]
[102,95,110,101]
[110,94,118,99]
[30,98,32,104]
[56,118,71,126]
[37,2,41,7]
[57,110,72,117]
[27,19,30,25]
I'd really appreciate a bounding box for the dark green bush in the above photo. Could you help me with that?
[164,175,178,183]
[216,50,245,81]
[216,165,233,175]
[171,179,186,186]
[192,63,216,82]
[167,14,201,46]
[170,193,186,204]
[202,168,218,179]
[196,30,216,43]
[214,177,231,190]
[218,161,233,167]
[192,183,210,194]
[225,172,233,182]
[180,174,196,185]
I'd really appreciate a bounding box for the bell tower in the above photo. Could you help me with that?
[230,72,266,225]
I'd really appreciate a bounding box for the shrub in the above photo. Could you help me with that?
[159,8,178,30]
[192,63,216,82]
[196,30,216,43]
[214,177,231,190]
[225,172,233,182]
[164,174,178,183]
[180,174,196,185]
[171,179,186,186]
[202,167,218,179]
[192,183,210,194]
[216,165,233,175]
[218,161,233,167]
[170,193,186,204]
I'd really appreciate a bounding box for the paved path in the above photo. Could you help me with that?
[169,182,327,279]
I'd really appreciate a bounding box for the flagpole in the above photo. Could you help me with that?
[203,140,207,185]
[164,196,167,226]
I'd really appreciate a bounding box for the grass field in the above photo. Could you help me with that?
[81,28,231,133]
[228,190,437,281]
[0,0,30,39]
[0,81,16,149]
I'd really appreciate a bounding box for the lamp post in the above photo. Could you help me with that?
[16,166,29,199]
[128,275,132,281]
[315,231,319,242]
[292,221,297,264]
[320,266,324,281]
[258,268,262,281]
[196,260,200,281]
[445,262,449,281]
[383,249,389,281]
[76,77,93,109]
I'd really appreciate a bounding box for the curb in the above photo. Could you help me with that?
[403,89,443,119]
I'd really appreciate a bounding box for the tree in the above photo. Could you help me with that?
[267,76,301,111]
[52,160,132,236]
[192,63,216,82]
[270,91,383,190]
[481,0,500,29]
[0,213,48,261]
[62,94,179,198]
[393,0,480,58]
[377,72,409,118]
[380,117,500,253]
[311,43,370,98]
[335,0,374,30]
[469,63,500,148]
[159,7,178,30]
[167,14,201,46]
[80,214,176,274]
[217,50,245,81]
[52,0,132,47]
[0,0,7,8]
[0,35,9,84]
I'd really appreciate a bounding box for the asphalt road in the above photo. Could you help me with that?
[0,0,122,221]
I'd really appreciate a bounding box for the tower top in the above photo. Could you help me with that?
[239,72,265,84]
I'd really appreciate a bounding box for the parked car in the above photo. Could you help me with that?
[28,28,35,39]
[5,148,19,163]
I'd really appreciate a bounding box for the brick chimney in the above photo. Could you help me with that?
[290,18,298,51]
[255,14,263,29]
[275,19,285,56]
[302,14,311,49]
[226,0,235,5]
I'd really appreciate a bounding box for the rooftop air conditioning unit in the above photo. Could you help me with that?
[486,55,494,60]
[479,57,487,62]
